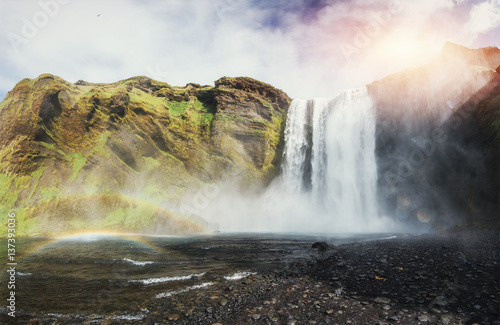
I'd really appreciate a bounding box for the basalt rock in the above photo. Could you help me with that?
[368,42,500,230]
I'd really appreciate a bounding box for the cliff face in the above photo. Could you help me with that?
[1,43,498,236]
[368,43,500,230]
[0,74,290,235]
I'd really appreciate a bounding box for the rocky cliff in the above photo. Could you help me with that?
[1,43,498,236]
[0,75,290,235]
[368,42,500,230]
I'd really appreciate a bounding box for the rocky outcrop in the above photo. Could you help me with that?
[1,43,498,236]
[368,43,500,230]
[0,74,290,235]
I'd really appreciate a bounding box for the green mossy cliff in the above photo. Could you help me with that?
[0,75,291,236]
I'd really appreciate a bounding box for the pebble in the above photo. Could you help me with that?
[374,297,391,304]
[167,314,180,320]
[11,230,499,325]
[440,314,453,324]
[417,314,431,322]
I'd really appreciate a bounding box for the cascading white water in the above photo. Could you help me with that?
[201,87,388,233]
[281,87,379,232]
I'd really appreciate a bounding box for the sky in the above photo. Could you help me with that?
[0,0,499,100]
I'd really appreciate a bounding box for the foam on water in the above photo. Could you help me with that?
[223,271,256,280]
[156,282,214,298]
[121,258,155,266]
[130,272,206,285]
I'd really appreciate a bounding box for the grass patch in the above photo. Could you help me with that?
[41,142,56,150]
[41,186,61,202]
[168,101,190,117]
[28,167,46,200]
[66,153,86,181]
[143,156,161,170]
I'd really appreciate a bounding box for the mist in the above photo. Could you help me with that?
[177,46,499,235]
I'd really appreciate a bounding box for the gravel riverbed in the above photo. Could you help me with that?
[3,230,499,325]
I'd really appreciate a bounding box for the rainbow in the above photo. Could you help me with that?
[18,231,163,259]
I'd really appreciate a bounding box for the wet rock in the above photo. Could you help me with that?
[312,242,330,251]
[167,314,180,320]
[417,314,431,322]
[440,314,453,324]
[455,252,467,264]
[374,297,391,304]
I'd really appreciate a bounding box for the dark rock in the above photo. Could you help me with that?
[312,242,330,251]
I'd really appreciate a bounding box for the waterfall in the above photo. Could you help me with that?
[281,87,379,231]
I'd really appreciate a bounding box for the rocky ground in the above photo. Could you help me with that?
[4,230,499,324]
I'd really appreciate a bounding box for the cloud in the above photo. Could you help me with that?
[464,0,500,39]
[0,0,499,100]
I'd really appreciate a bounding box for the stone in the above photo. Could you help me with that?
[374,297,391,304]
[440,314,453,324]
[167,314,180,321]
[417,314,430,322]
[312,242,330,251]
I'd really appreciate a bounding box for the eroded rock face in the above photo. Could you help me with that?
[0,74,290,235]
[368,43,500,229]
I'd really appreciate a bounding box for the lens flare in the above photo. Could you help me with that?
[446,99,456,109]
[396,194,411,210]
[416,209,432,223]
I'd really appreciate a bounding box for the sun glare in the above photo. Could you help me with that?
[373,31,442,69]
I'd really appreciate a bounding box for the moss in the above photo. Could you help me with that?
[168,101,190,117]
[41,186,61,202]
[102,208,126,228]
[90,131,112,158]
[216,113,247,124]
[1,73,290,236]
[259,98,274,111]
[41,142,56,150]
[12,208,37,236]
[143,156,161,170]
[61,153,86,181]
[28,167,46,200]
